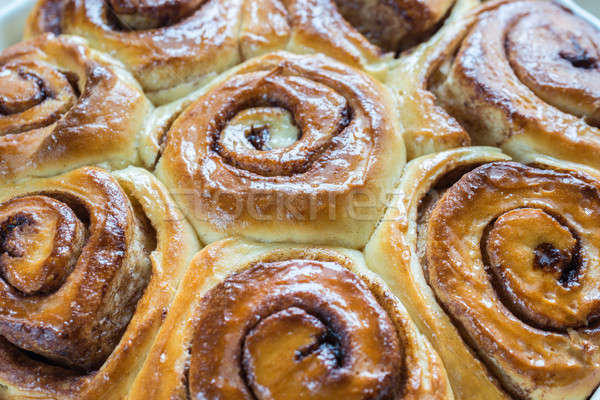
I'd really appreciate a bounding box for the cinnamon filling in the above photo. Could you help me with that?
[333,0,455,53]
[0,196,85,296]
[0,170,156,373]
[210,71,353,177]
[187,259,403,399]
[0,64,78,136]
[107,0,206,30]
[0,70,49,115]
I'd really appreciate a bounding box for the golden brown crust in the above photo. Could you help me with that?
[280,0,457,76]
[26,0,249,104]
[0,166,199,399]
[26,0,463,104]
[154,51,405,249]
[432,0,600,170]
[129,238,453,399]
[385,0,478,160]
[0,34,151,183]
[366,147,600,399]
[366,147,510,400]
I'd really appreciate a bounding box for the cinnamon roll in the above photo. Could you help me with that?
[26,0,259,104]
[365,147,600,399]
[27,0,462,104]
[154,51,405,249]
[0,34,151,182]
[430,0,600,170]
[0,166,199,399]
[129,238,453,399]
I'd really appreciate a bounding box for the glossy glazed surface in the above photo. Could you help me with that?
[385,0,477,160]
[434,0,600,170]
[26,0,459,103]
[156,51,405,248]
[427,161,600,399]
[0,167,199,399]
[0,34,150,182]
[128,239,454,399]
[190,259,402,399]
[8,0,600,398]
[366,147,600,400]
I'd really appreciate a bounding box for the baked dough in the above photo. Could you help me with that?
[0,166,199,399]
[154,51,405,249]
[385,0,478,159]
[432,0,600,170]
[27,0,467,104]
[0,34,151,182]
[366,147,600,399]
[129,238,453,399]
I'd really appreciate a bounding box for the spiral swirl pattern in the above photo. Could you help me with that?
[30,0,252,104]
[0,196,85,296]
[0,167,199,399]
[0,62,75,135]
[0,34,150,182]
[129,239,453,399]
[156,51,405,249]
[0,168,152,372]
[107,0,206,30]
[426,161,600,398]
[366,147,600,399]
[190,259,403,399]
[433,0,600,170]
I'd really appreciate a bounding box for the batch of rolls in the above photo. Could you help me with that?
[0,0,599,398]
